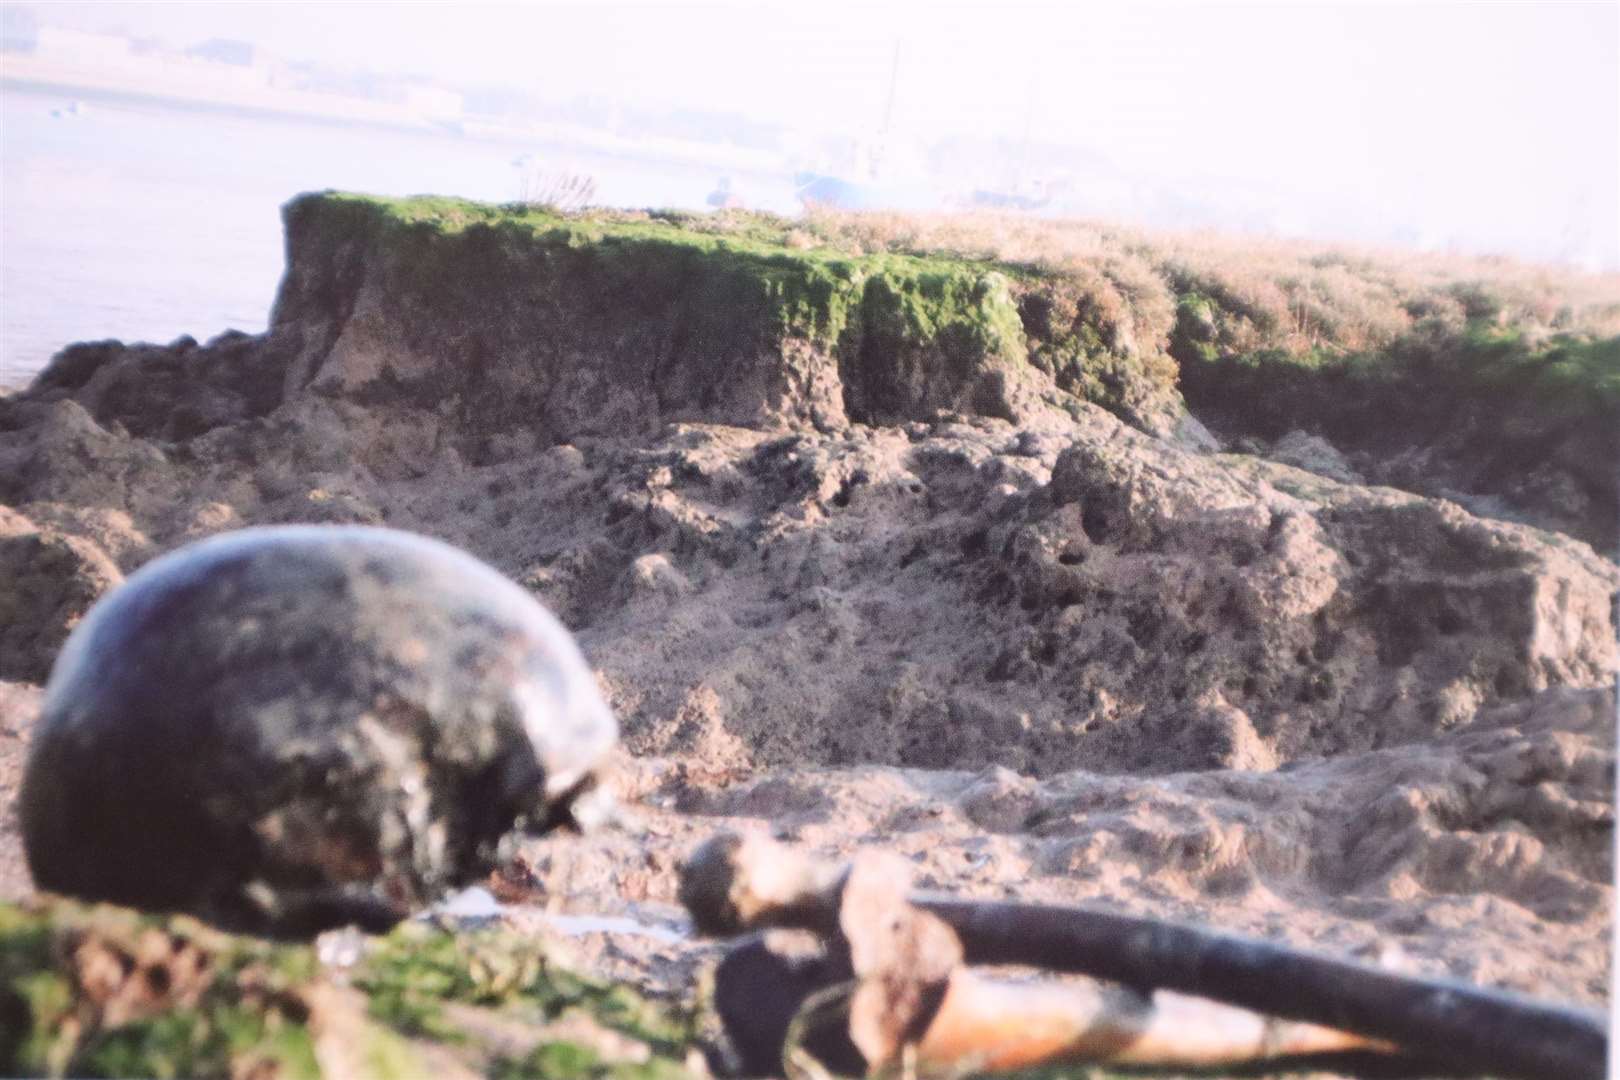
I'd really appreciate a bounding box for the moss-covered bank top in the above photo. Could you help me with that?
[270,193,1615,451]
[268,193,1185,442]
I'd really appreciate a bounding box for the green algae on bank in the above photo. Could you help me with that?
[0,900,321,1079]
[271,192,1186,436]
[0,900,699,1079]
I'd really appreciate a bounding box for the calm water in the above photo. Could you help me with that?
[1,87,796,386]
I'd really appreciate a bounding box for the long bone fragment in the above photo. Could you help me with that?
[680,831,1607,1080]
[695,838,1401,1076]
[714,929,1407,1077]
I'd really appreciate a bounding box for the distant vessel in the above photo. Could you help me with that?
[791,42,943,213]
[793,44,1059,215]
[793,171,940,212]
[49,100,88,119]
[707,176,744,209]
[965,179,1055,213]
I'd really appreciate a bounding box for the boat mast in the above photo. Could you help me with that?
[871,39,901,181]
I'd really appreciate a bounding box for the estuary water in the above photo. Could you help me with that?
[1,86,795,387]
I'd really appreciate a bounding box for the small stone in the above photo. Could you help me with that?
[957,765,1036,832]
[0,510,123,683]
[1270,430,1362,485]
[627,553,691,598]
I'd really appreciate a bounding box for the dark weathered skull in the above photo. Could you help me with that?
[21,525,617,937]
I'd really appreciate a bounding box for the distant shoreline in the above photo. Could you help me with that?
[3,73,445,139]
[1,55,786,176]
[2,53,448,134]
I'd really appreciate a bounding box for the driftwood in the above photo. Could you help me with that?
[681,831,1608,1080]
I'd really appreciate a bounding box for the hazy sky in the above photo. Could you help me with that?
[28,1,1620,264]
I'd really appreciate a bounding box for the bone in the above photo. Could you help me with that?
[712,925,1404,1078]
[681,831,1607,1080]
[915,975,1394,1073]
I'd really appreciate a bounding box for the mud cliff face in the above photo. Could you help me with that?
[264,195,1068,444]
[1,193,1615,1006]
